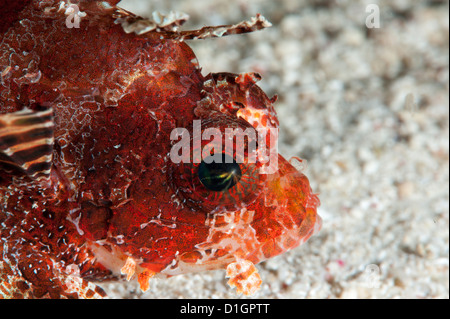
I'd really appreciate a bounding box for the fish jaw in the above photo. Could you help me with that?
[244,154,322,263]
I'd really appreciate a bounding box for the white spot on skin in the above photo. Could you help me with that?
[115,235,125,244]
[1,66,11,77]
[65,264,80,276]
[99,1,113,9]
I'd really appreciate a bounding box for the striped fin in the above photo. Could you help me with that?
[0,107,54,180]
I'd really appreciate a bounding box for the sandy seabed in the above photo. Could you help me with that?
[99,0,449,299]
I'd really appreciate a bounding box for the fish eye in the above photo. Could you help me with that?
[170,151,262,213]
[168,117,267,213]
[198,154,242,192]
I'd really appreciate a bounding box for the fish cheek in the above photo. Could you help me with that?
[107,199,210,268]
[79,201,112,241]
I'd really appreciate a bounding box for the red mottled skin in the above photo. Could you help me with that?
[0,0,321,298]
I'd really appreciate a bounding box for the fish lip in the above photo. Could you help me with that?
[313,214,322,235]
[296,213,322,248]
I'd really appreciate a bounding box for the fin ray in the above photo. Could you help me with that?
[0,107,54,180]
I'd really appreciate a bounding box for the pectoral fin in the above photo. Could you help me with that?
[0,107,54,180]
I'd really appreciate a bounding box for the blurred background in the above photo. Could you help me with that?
[101,0,449,298]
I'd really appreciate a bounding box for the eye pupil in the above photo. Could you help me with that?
[198,154,242,192]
